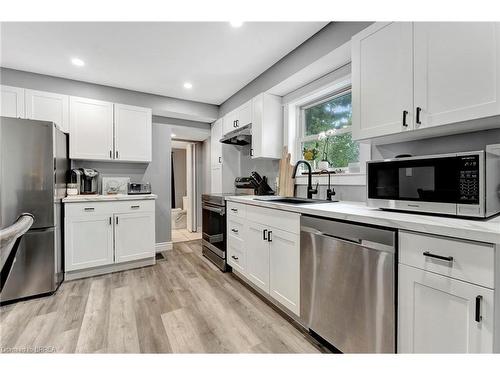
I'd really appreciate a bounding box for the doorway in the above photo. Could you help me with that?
[171,140,202,243]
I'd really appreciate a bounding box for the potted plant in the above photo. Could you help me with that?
[302,143,319,169]
[317,129,337,170]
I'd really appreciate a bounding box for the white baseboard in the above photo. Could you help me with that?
[155,241,173,252]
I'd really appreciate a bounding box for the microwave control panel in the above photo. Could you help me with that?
[458,155,479,203]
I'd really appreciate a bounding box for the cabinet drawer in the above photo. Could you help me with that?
[65,202,116,217]
[227,235,245,273]
[227,217,244,239]
[246,205,300,234]
[399,231,494,288]
[113,200,155,213]
[227,202,246,218]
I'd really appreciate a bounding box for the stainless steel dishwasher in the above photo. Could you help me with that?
[300,215,396,353]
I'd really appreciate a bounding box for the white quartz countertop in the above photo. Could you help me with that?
[62,194,157,203]
[225,196,500,244]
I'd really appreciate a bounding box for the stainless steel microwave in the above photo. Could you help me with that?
[367,144,500,218]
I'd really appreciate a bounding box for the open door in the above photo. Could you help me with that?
[186,143,197,232]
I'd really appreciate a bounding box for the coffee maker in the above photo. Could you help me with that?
[70,168,99,194]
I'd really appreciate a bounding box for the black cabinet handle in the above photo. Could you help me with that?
[250,148,254,157]
[475,295,483,322]
[416,107,422,125]
[267,230,273,242]
[116,150,119,159]
[231,228,238,233]
[263,229,268,241]
[109,217,112,225]
[116,216,119,225]
[131,205,140,209]
[233,120,236,128]
[84,207,95,211]
[110,150,113,158]
[231,255,239,261]
[231,208,238,212]
[423,251,453,262]
[218,156,222,164]
[402,110,409,127]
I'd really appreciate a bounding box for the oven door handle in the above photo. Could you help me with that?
[202,204,225,215]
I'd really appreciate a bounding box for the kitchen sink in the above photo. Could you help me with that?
[253,197,337,205]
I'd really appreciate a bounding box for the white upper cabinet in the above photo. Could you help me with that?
[25,89,69,133]
[0,85,25,118]
[238,100,252,128]
[251,93,282,159]
[114,103,152,162]
[352,22,500,141]
[222,110,237,135]
[352,22,414,140]
[413,22,500,129]
[210,119,223,167]
[70,96,114,161]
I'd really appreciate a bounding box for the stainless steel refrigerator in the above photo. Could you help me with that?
[0,117,68,304]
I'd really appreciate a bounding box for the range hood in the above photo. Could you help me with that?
[220,124,252,145]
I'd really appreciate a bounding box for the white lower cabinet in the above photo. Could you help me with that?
[114,211,155,263]
[65,214,114,271]
[399,264,494,353]
[398,230,495,353]
[64,200,155,275]
[227,202,300,315]
[245,221,270,293]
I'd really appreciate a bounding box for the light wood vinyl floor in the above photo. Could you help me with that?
[0,240,327,353]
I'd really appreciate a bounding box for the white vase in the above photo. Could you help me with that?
[318,160,329,170]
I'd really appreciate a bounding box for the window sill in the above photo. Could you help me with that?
[295,173,366,186]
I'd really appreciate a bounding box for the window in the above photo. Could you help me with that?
[299,89,359,169]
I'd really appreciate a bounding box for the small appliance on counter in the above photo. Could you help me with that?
[127,182,152,195]
[102,177,130,195]
[235,171,275,196]
[69,168,99,195]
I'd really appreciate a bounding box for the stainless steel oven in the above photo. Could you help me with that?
[367,144,500,218]
[201,194,227,271]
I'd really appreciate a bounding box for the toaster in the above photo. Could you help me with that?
[127,182,152,195]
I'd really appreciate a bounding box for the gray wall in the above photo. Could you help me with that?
[73,123,172,244]
[219,22,373,116]
[172,148,187,209]
[0,67,218,122]
[372,128,500,160]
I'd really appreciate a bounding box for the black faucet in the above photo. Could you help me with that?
[320,169,336,201]
[292,160,318,199]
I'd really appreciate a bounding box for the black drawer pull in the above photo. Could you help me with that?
[416,107,422,125]
[231,255,239,261]
[84,207,95,211]
[231,208,238,212]
[231,228,238,233]
[475,295,483,322]
[267,230,273,242]
[423,251,453,262]
[402,110,409,127]
[263,229,268,241]
[131,205,140,209]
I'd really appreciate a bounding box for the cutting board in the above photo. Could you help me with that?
[278,146,295,197]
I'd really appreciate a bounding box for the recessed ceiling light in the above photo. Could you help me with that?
[230,21,243,28]
[171,133,176,138]
[71,57,85,67]
[183,82,193,89]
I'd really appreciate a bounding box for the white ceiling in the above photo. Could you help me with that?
[0,22,327,105]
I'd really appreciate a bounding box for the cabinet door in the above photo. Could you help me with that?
[251,93,282,159]
[210,166,222,193]
[414,22,500,129]
[245,221,270,294]
[114,103,152,162]
[0,85,25,118]
[238,100,252,127]
[398,264,494,353]
[269,228,300,315]
[65,214,114,271]
[69,96,114,160]
[25,89,69,133]
[114,212,155,263]
[222,111,236,135]
[210,119,223,167]
[352,22,414,140]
